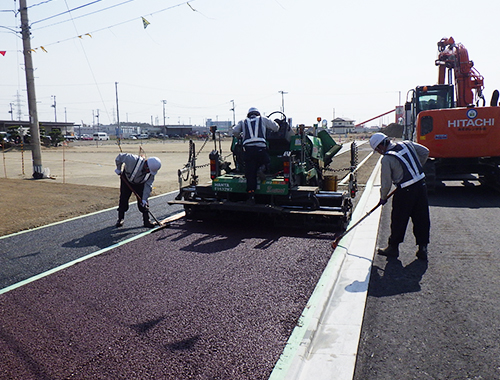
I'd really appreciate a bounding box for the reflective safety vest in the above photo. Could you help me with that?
[242,116,266,147]
[128,157,151,184]
[385,141,425,188]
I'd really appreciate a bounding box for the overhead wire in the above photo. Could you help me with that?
[61,0,112,124]
[29,0,198,50]
[32,0,136,30]
[6,0,213,124]
[28,0,57,8]
[31,0,103,25]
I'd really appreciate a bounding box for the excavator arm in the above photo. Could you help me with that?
[435,36,484,107]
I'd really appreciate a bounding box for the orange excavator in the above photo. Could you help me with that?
[403,36,500,191]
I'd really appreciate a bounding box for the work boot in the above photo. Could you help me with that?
[143,212,157,228]
[416,245,428,261]
[257,165,266,182]
[143,220,157,228]
[377,244,399,258]
[115,219,124,227]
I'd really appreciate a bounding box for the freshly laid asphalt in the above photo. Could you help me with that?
[2,170,500,379]
[1,190,339,379]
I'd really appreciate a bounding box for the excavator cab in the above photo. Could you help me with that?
[403,84,455,140]
[415,84,455,113]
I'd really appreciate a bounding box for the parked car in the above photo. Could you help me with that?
[93,132,109,141]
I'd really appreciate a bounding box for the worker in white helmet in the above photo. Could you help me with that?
[114,153,162,228]
[369,132,430,260]
[232,107,279,203]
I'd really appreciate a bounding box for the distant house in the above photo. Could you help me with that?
[331,117,355,134]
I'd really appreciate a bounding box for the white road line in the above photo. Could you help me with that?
[0,212,185,295]
[0,189,179,240]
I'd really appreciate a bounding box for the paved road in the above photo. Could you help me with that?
[354,183,500,379]
[4,154,498,379]
[0,192,183,290]
[1,212,337,379]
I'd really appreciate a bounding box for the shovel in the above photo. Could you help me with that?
[331,188,396,249]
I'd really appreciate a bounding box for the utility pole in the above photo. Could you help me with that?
[51,95,57,122]
[20,0,43,178]
[279,90,288,113]
[230,100,235,126]
[115,82,121,139]
[15,91,23,121]
[162,100,167,138]
[8,103,13,121]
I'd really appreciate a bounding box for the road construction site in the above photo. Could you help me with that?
[1,140,500,379]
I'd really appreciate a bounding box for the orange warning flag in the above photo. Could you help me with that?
[0,51,6,56]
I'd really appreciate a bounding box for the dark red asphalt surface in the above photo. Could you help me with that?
[1,219,336,379]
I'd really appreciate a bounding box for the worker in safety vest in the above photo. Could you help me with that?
[369,132,430,260]
[114,153,162,228]
[232,107,279,202]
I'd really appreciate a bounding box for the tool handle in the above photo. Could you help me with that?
[334,187,398,243]
[120,173,161,225]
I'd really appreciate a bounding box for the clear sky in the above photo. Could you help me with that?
[1,0,500,128]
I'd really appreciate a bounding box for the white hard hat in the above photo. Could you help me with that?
[369,132,388,150]
[146,157,161,175]
[247,107,260,116]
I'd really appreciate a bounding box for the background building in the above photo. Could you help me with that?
[331,117,355,134]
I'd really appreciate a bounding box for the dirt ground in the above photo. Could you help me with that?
[0,137,376,237]
[0,139,222,236]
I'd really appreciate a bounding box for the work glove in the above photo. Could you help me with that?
[141,199,149,208]
[379,198,387,206]
[115,169,121,175]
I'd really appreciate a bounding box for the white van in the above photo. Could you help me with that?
[93,132,109,141]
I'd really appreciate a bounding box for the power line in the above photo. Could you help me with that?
[31,0,103,25]
[32,0,137,30]
[62,0,111,124]
[31,0,198,50]
[28,0,57,8]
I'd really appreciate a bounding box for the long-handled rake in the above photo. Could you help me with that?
[331,188,396,249]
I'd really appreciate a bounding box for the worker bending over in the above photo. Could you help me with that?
[114,153,161,228]
[369,132,430,260]
[232,107,279,202]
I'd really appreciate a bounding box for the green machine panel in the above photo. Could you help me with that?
[213,174,289,195]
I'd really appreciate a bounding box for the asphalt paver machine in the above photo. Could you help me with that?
[169,112,358,231]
